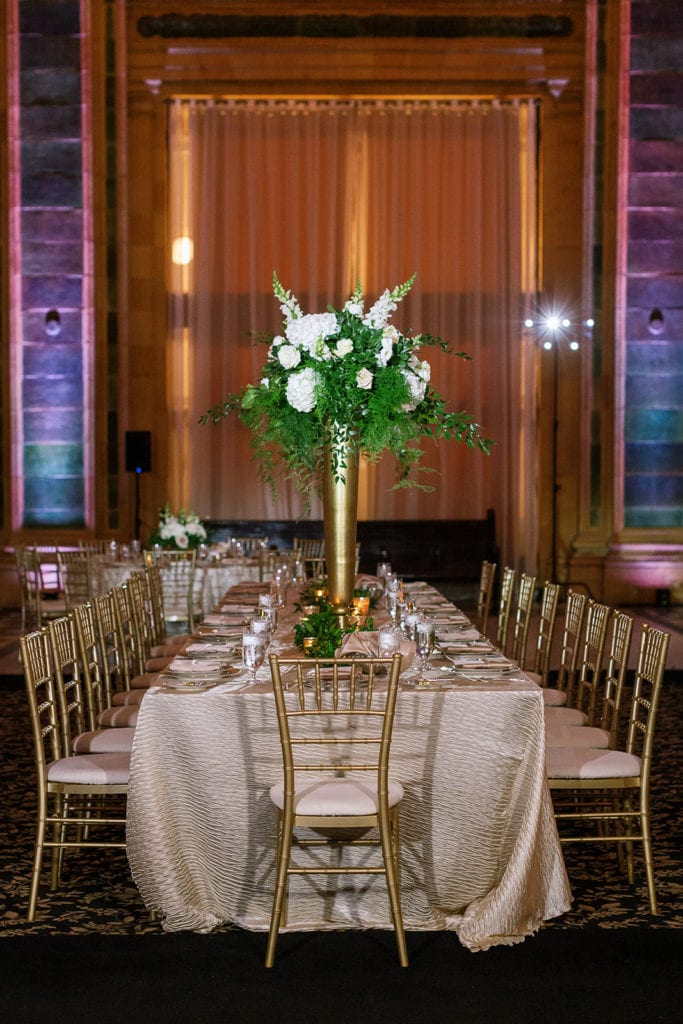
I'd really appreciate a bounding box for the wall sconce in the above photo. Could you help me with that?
[44,309,61,336]
[648,308,665,335]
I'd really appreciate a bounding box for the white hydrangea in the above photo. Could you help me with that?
[401,369,427,410]
[334,338,354,358]
[286,367,319,412]
[356,367,374,390]
[277,344,301,369]
[285,313,338,359]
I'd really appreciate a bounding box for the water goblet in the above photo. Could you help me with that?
[242,631,266,686]
[378,624,402,658]
[415,620,436,673]
[250,616,272,647]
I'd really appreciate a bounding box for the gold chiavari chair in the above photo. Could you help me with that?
[539,589,588,708]
[19,628,129,921]
[15,546,43,633]
[266,652,408,968]
[292,536,325,559]
[57,548,93,612]
[474,559,496,636]
[92,591,145,725]
[547,623,670,914]
[544,598,610,727]
[495,566,516,654]
[144,549,202,634]
[78,539,112,554]
[233,535,269,555]
[48,613,134,754]
[508,571,537,667]
[143,561,188,654]
[526,580,561,688]
[546,609,634,750]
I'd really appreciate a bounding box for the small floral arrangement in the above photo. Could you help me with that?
[202,273,491,495]
[148,503,208,551]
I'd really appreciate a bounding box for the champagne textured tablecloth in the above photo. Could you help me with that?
[126,656,572,950]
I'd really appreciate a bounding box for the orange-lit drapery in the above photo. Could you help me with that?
[168,97,538,572]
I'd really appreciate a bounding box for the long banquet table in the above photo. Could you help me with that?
[126,582,572,952]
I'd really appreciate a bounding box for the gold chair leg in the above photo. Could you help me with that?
[640,805,658,915]
[266,812,295,968]
[379,812,408,967]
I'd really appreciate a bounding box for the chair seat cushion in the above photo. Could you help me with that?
[542,687,568,706]
[145,656,173,672]
[112,687,147,706]
[546,747,641,780]
[544,706,587,726]
[73,727,136,754]
[545,724,610,749]
[48,752,130,785]
[269,775,404,817]
[150,641,185,657]
[98,705,139,728]
[130,672,161,690]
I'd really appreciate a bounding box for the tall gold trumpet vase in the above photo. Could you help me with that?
[322,430,359,622]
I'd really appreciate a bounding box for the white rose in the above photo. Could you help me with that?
[175,532,189,549]
[272,334,286,346]
[344,300,363,316]
[277,344,301,369]
[356,367,374,390]
[335,338,354,358]
[286,367,319,412]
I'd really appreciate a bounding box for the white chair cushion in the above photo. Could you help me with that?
[48,752,130,785]
[112,687,147,706]
[73,727,135,754]
[542,688,568,706]
[544,706,587,726]
[545,724,610,749]
[546,747,641,780]
[98,705,139,728]
[270,775,404,817]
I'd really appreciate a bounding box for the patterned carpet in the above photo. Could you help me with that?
[0,668,681,939]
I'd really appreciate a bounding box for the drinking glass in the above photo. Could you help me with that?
[378,624,402,658]
[415,621,436,672]
[242,632,266,685]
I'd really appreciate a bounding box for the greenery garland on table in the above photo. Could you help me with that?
[294,603,375,659]
[202,273,492,500]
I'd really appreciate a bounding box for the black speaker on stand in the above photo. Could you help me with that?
[125,431,152,541]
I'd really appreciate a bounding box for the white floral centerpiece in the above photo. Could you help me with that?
[203,273,491,496]
[148,503,208,551]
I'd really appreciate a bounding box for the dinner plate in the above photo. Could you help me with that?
[158,677,221,693]
[166,659,238,677]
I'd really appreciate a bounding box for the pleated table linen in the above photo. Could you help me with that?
[126,671,572,952]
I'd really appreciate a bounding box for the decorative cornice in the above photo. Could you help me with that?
[137,13,574,40]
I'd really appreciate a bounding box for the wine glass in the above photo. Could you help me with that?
[242,631,266,686]
[415,620,435,673]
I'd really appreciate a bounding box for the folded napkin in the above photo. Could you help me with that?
[338,631,415,673]
[451,657,511,671]
[185,642,236,654]
[168,657,227,675]
[437,627,480,642]
[220,603,257,614]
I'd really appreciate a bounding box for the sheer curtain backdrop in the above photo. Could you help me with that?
[167,97,538,571]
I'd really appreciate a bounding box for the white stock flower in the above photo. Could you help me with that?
[363,290,397,329]
[401,369,427,410]
[286,367,319,412]
[409,354,432,382]
[334,338,354,358]
[277,344,301,369]
[377,325,399,367]
[356,367,374,390]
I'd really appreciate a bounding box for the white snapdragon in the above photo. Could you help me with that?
[334,338,354,358]
[277,344,301,369]
[356,367,374,390]
[401,369,427,410]
[286,367,319,412]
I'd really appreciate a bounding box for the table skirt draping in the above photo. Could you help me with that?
[126,677,572,952]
